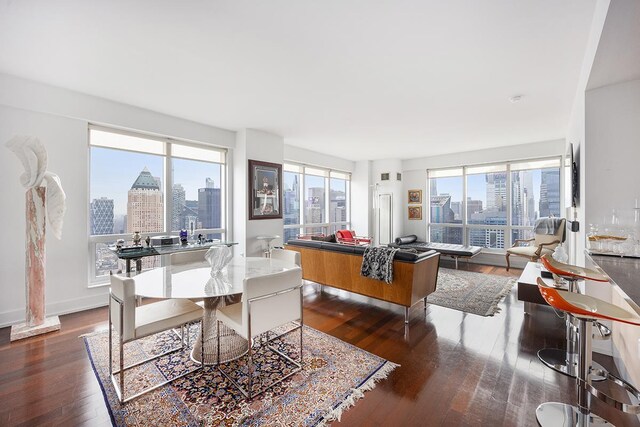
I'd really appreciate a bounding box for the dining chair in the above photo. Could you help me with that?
[170,249,208,305]
[170,249,208,265]
[215,267,303,400]
[109,274,204,403]
[270,248,301,266]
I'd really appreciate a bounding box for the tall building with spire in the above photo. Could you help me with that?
[127,167,164,232]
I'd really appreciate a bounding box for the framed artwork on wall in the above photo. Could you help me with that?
[248,159,283,220]
[408,206,422,220]
[408,189,422,204]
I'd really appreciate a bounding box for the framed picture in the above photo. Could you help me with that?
[248,159,282,220]
[408,206,422,220]
[408,189,422,204]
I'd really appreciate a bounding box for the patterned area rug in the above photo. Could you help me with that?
[427,268,515,316]
[84,325,398,426]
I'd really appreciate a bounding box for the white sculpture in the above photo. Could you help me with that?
[205,245,232,274]
[6,135,66,341]
[6,136,66,239]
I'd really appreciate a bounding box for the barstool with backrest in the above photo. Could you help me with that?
[538,255,610,379]
[535,277,640,426]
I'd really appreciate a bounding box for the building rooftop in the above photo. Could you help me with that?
[131,167,161,191]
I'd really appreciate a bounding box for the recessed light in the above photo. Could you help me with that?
[509,95,524,103]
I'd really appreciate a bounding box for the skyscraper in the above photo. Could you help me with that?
[284,175,300,242]
[172,184,186,231]
[485,172,507,211]
[539,169,560,218]
[127,167,163,232]
[90,197,114,235]
[306,187,324,224]
[198,178,221,229]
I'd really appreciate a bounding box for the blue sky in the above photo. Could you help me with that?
[90,147,221,216]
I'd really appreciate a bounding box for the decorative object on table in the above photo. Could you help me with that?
[150,235,180,246]
[83,324,398,427]
[552,243,568,263]
[6,135,67,341]
[116,239,125,250]
[205,245,232,273]
[427,268,515,316]
[132,231,141,246]
[179,229,188,244]
[145,236,150,247]
[248,159,282,220]
[408,189,422,204]
[408,205,422,220]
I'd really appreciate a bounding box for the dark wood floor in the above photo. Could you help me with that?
[1,261,639,426]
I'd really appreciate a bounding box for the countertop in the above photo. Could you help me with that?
[587,252,640,312]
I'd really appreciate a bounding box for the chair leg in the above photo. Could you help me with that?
[247,342,253,400]
[216,320,220,365]
[505,253,510,271]
[119,319,125,401]
[108,297,113,378]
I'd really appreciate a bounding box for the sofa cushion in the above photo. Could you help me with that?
[287,239,323,249]
[395,235,418,245]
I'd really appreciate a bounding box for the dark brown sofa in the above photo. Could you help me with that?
[285,239,441,322]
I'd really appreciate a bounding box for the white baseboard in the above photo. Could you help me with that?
[0,292,109,328]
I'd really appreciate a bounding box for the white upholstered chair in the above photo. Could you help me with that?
[506,218,566,271]
[109,274,204,403]
[169,249,208,266]
[216,267,303,399]
[170,250,208,305]
[270,248,301,266]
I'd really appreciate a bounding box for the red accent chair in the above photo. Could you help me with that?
[335,230,371,246]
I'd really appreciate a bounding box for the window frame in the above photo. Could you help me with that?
[427,156,563,254]
[88,124,228,285]
[282,162,352,241]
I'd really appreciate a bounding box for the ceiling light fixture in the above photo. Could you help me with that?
[509,95,524,103]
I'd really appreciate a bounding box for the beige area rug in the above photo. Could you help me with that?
[84,324,398,426]
[427,268,516,316]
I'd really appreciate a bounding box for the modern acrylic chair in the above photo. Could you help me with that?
[270,248,301,266]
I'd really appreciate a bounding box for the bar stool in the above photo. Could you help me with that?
[538,255,610,379]
[535,277,640,426]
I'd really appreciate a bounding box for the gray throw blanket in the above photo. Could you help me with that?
[534,217,563,235]
[360,246,399,284]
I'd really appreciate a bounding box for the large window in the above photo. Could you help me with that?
[428,158,561,252]
[283,163,350,242]
[89,126,226,282]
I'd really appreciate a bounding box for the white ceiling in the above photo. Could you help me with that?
[0,1,597,161]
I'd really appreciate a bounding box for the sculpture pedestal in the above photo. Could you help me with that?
[10,316,60,341]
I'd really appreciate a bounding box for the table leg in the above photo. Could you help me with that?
[191,295,248,365]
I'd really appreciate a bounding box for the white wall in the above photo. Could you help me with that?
[234,129,285,257]
[0,74,235,327]
[585,79,640,226]
[565,0,610,266]
[350,160,373,238]
[371,159,403,244]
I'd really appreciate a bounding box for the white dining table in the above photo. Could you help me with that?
[132,256,300,365]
